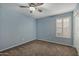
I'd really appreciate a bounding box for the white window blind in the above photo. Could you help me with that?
[56,16,71,38]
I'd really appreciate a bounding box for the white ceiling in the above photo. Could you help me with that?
[1,3,77,19]
[18,3,77,19]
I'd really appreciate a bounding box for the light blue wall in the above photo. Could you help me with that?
[73,4,79,54]
[0,4,36,51]
[36,12,73,46]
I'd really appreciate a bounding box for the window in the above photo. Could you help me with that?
[56,16,71,38]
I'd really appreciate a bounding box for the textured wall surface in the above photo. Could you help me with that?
[0,4,36,51]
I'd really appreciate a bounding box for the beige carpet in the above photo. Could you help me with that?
[0,40,78,56]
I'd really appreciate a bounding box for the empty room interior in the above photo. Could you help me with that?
[0,3,79,56]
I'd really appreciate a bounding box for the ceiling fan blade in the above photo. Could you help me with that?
[19,6,29,8]
[29,3,43,7]
[38,9,42,12]
[35,7,42,12]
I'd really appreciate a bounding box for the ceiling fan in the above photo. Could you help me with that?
[19,3,44,13]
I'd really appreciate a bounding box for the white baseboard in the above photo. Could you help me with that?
[38,39,73,47]
[0,39,35,52]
